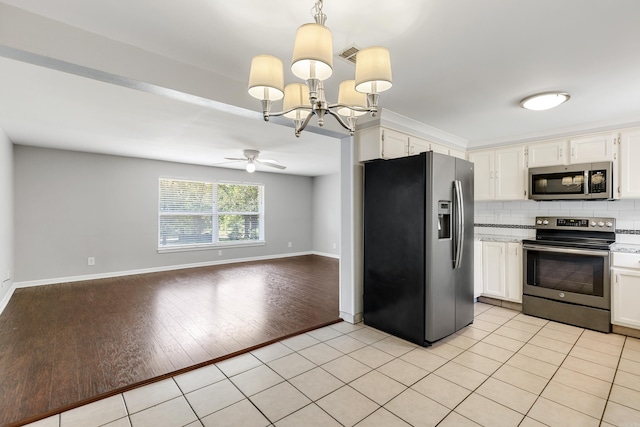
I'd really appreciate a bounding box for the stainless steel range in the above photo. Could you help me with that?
[522,216,615,333]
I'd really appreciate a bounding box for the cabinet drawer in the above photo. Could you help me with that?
[612,252,640,269]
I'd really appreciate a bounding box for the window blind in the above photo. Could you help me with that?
[158,178,263,250]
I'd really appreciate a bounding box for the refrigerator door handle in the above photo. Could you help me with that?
[453,180,464,269]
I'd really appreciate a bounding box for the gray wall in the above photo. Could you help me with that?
[14,146,316,283]
[312,173,340,257]
[0,128,13,304]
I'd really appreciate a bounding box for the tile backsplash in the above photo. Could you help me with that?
[474,199,640,244]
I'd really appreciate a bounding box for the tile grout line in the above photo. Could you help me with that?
[599,334,627,425]
[518,325,587,426]
[46,306,640,427]
[431,312,550,425]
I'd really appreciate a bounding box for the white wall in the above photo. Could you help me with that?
[312,173,340,257]
[475,199,640,244]
[339,136,364,323]
[0,128,13,308]
[14,146,316,283]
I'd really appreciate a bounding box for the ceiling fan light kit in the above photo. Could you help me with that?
[247,0,393,137]
[224,149,286,173]
[520,91,570,111]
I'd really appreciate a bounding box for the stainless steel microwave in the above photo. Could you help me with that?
[528,162,613,201]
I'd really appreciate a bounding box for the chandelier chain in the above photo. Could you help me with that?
[312,0,324,17]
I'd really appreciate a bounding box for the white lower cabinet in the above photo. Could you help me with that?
[612,252,640,329]
[481,241,522,303]
[474,240,483,298]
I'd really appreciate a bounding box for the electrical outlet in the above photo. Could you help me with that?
[88,257,95,266]
[332,243,337,249]
[288,242,292,248]
[218,250,222,256]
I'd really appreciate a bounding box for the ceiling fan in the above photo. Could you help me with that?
[224,149,286,173]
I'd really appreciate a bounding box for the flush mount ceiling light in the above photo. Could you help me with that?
[247,0,392,137]
[520,92,570,111]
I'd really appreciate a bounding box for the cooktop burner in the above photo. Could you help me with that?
[524,216,616,250]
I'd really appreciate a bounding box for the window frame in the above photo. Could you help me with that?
[158,178,265,253]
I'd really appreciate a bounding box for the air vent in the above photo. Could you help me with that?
[337,45,359,64]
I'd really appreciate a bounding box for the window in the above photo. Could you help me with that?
[158,178,264,250]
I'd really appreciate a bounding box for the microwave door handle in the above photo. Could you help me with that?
[584,171,589,195]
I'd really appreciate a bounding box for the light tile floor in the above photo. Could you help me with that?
[27,303,640,427]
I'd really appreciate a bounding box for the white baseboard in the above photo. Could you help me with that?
[340,311,363,324]
[13,251,317,289]
[311,251,340,259]
[0,282,16,315]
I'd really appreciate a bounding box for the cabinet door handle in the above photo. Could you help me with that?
[559,148,562,157]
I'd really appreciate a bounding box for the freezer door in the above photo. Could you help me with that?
[363,155,427,345]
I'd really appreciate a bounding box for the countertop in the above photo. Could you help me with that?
[475,234,523,243]
[611,243,640,254]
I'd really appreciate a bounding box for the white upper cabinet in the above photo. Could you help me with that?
[527,133,616,168]
[449,148,467,160]
[618,128,640,199]
[468,150,494,200]
[495,146,526,200]
[428,141,450,155]
[357,126,466,162]
[408,136,430,156]
[382,128,409,159]
[568,133,617,163]
[357,127,408,161]
[527,139,566,167]
[469,146,526,201]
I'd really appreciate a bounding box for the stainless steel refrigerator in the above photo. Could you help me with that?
[363,151,474,346]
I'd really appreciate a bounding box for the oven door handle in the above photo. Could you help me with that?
[522,244,610,257]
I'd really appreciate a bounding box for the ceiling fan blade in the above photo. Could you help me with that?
[256,160,286,170]
[224,157,247,161]
[257,158,279,164]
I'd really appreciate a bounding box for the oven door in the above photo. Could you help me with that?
[522,244,610,310]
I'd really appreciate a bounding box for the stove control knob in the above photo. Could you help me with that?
[598,221,605,227]
[606,222,613,228]
[542,219,549,225]
[536,219,543,225]
[591,221,597,227]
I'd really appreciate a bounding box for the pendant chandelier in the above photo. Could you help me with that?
[247,0,393,137]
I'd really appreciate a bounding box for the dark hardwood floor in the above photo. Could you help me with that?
[0,255,340,427]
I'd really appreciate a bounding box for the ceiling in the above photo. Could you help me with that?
[1,0,640,176]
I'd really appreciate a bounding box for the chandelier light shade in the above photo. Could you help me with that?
[520,91,570,111]
[283,83,312,119]
[291,23,334,81]
[337,80,367,117]
[354,47,393,94]
[248,55,285,101]
[247,0,392,137]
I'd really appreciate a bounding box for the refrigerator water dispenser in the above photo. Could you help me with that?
[438,201,451,240]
